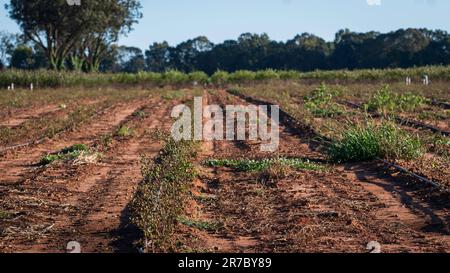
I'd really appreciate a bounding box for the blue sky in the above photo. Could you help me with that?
[1,0,449,50]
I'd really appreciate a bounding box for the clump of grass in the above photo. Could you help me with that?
[116,126,133,138]
[0,210,13,220]
[206,158,324,172]
[99,133,113,149]
[177,216,222,232]
[132,110,147,118]
[366,85,425,114]
[193,194,217,206]
[130,138,198,252]
[304,83,343,117]
[162,90,185,100]
[206,158,269,172]
[259,161,293,186]
[328,121,424,163]
[40,144,90,165]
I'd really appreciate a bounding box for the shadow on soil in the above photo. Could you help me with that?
[110,203,141,253]
[346,162,450,236]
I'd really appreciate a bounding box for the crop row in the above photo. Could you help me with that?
[230,84,450,190]
[1,65,450,88]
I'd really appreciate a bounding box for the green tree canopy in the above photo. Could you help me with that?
[7,0,142,71]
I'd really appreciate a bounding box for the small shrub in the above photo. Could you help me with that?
[162,70,189,86]
[304,83,343,117]
[210,70,230,86]
[188,71,209,85]
[255,69,280,81]
[366,85,425,114]
[228,70,256,83]
[397,92,425,112]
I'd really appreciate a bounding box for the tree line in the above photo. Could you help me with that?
[0,1,449,74]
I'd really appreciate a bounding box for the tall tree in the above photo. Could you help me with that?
[170,36,213,72]
[285,33,331,71]
[145,41,171,72]
[7,0,142,71]
[10,44,34,69]
[116,46,145,73]
[0,31,19,67]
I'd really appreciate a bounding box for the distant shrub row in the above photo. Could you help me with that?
[1,66,449,88]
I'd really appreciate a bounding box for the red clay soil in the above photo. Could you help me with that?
[0,97,179,253]
[0,104,62,127]
[0,99,104,128]
[0,100,146,185]
[176,90,449,253]
[0,90,448,253]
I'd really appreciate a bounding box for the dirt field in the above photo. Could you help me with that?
[0,86,448,253]
[176,90,449,253]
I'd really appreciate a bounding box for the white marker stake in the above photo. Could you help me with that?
[30,83,34,91]
[11,83,14,90]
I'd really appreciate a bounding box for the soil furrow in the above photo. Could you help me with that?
[0,97,177,253]
[0,100,145,186]
[181,90,449,253]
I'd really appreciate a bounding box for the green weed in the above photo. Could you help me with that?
[132,110,147,118]
[328,121,424,163]
[40,144,90,165]
[116,126,133,138]
[304,84,344,117]
[366,85,425,114]
[205,158,324,172]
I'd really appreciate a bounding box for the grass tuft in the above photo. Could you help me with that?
[328,121,424,163]
[259,161,293,186]
[116,126,133,138]
[0,210,13,220]
[177,216,222,232]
